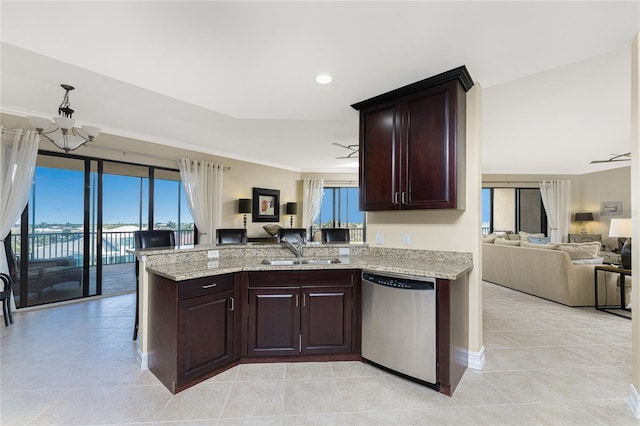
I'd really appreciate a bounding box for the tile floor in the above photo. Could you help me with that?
[1,282,639,425]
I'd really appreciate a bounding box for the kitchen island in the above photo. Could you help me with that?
[134,243,472,395]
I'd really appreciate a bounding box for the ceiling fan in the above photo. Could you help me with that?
[590,153,631,164]
[332,142,359,159]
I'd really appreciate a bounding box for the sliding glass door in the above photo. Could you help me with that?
[8,152,195,308]
[17,156,91,306]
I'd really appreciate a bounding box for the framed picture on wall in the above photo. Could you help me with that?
[601,201,623,217]
[252,187,280,222]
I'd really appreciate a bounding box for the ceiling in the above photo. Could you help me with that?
[1,1,639,174]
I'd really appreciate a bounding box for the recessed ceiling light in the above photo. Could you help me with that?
[315,73,333,85]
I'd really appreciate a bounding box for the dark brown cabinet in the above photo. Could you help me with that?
[148,272,239,393]
[352,66,473,211]
[245,270,356,358]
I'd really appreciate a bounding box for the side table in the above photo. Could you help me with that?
[594,265,632,319]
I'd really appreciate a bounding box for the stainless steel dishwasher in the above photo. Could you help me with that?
[361,271,437,387]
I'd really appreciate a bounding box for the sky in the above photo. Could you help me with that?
[30,167,191,225]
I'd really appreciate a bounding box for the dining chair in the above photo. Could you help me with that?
[0,273,13,326]
[216,228,248,245]
[277,228,307,243]
[132,230,175,340]
[321,228,351,243]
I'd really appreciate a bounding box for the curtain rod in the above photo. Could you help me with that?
[92,144,231,170]
[323,180,358,185]
[25,136,231,171]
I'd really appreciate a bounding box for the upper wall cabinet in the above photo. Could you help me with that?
[351,66,473,211]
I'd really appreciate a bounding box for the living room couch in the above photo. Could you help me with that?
[482,242,598,306]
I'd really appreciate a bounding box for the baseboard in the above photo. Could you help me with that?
[137,348,149,370]
[468,345,485,370]
[629,384,640,418]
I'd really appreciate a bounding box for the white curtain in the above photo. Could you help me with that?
[0,127,39,309]
[539,180,572,243]
[302,178,323,235]
[178,158,224,245]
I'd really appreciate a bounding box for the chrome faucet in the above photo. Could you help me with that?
[282,234,304,262]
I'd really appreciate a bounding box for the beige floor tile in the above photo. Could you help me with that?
[578,399,640,425]
[522,402,607,425]
[236,362,285,381]
[475,370,558,404]
[343,407,476,425]
[282,413,348,425]
[220,416,282,425]
[461,404,540,425]
[222,380,284,418]
[156,381,232,421]
[0,389,69,425]
[283,378,340,415]
[88,384,172,424]
[285,361,333,379]
[448,371,511,407]
[28,387,124,425]
[329,360,388,378]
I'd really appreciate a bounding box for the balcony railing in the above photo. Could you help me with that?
[8,230,195,266]
[8,227,365,267]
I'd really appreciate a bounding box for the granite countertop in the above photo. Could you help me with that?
[145,254,472,282]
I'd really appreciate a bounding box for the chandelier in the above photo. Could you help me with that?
[27,84,101,153]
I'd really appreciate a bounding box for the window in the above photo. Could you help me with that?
[482,187,547,236]
[313,187,365,242]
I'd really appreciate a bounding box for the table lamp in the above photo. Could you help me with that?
[574,212,594,234]
[238,198,252,229]
[286,202,298,228]
[609,218,632,269]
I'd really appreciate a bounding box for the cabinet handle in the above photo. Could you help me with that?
[296,294,299,307]
[394,192,400,205]
[401,192,407,204]
[201,283,217,289]
[229,296,235,311]
[303,294,306,307]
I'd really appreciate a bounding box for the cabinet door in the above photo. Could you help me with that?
[359,99,402,211]
[301,286,352,355]
[247,287,300,356]
[402,82,460,209]
[178,289,234,382]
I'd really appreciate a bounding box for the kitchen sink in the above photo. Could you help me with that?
[261,258,341,265]
[302,258,341,265]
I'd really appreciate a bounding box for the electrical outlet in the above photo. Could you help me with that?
[208,250,219,258]
[338,248,350,256]
[403,234,411,246]
[376,232,384,245]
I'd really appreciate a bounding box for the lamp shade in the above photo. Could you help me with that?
[609,218,632,238]
[286,202,298,215]
[574,212,593,222]
[238,198,252,214]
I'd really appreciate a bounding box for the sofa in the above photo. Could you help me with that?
[482,241,599,306]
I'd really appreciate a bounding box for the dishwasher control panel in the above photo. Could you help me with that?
[362,272,435,290]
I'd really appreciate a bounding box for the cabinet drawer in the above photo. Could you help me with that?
[178,274,234,300]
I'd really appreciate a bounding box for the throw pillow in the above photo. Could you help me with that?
[571,257,604,265]
[482,235,498,244]
[557,242,601,260]
[528,236,550,244]
[519,231,545,241]
[495,238,521,246]
[521,241,559,250]
[507,234,521,241]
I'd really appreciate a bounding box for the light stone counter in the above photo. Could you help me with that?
[139,243,472,281]
[133,243,473,369]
